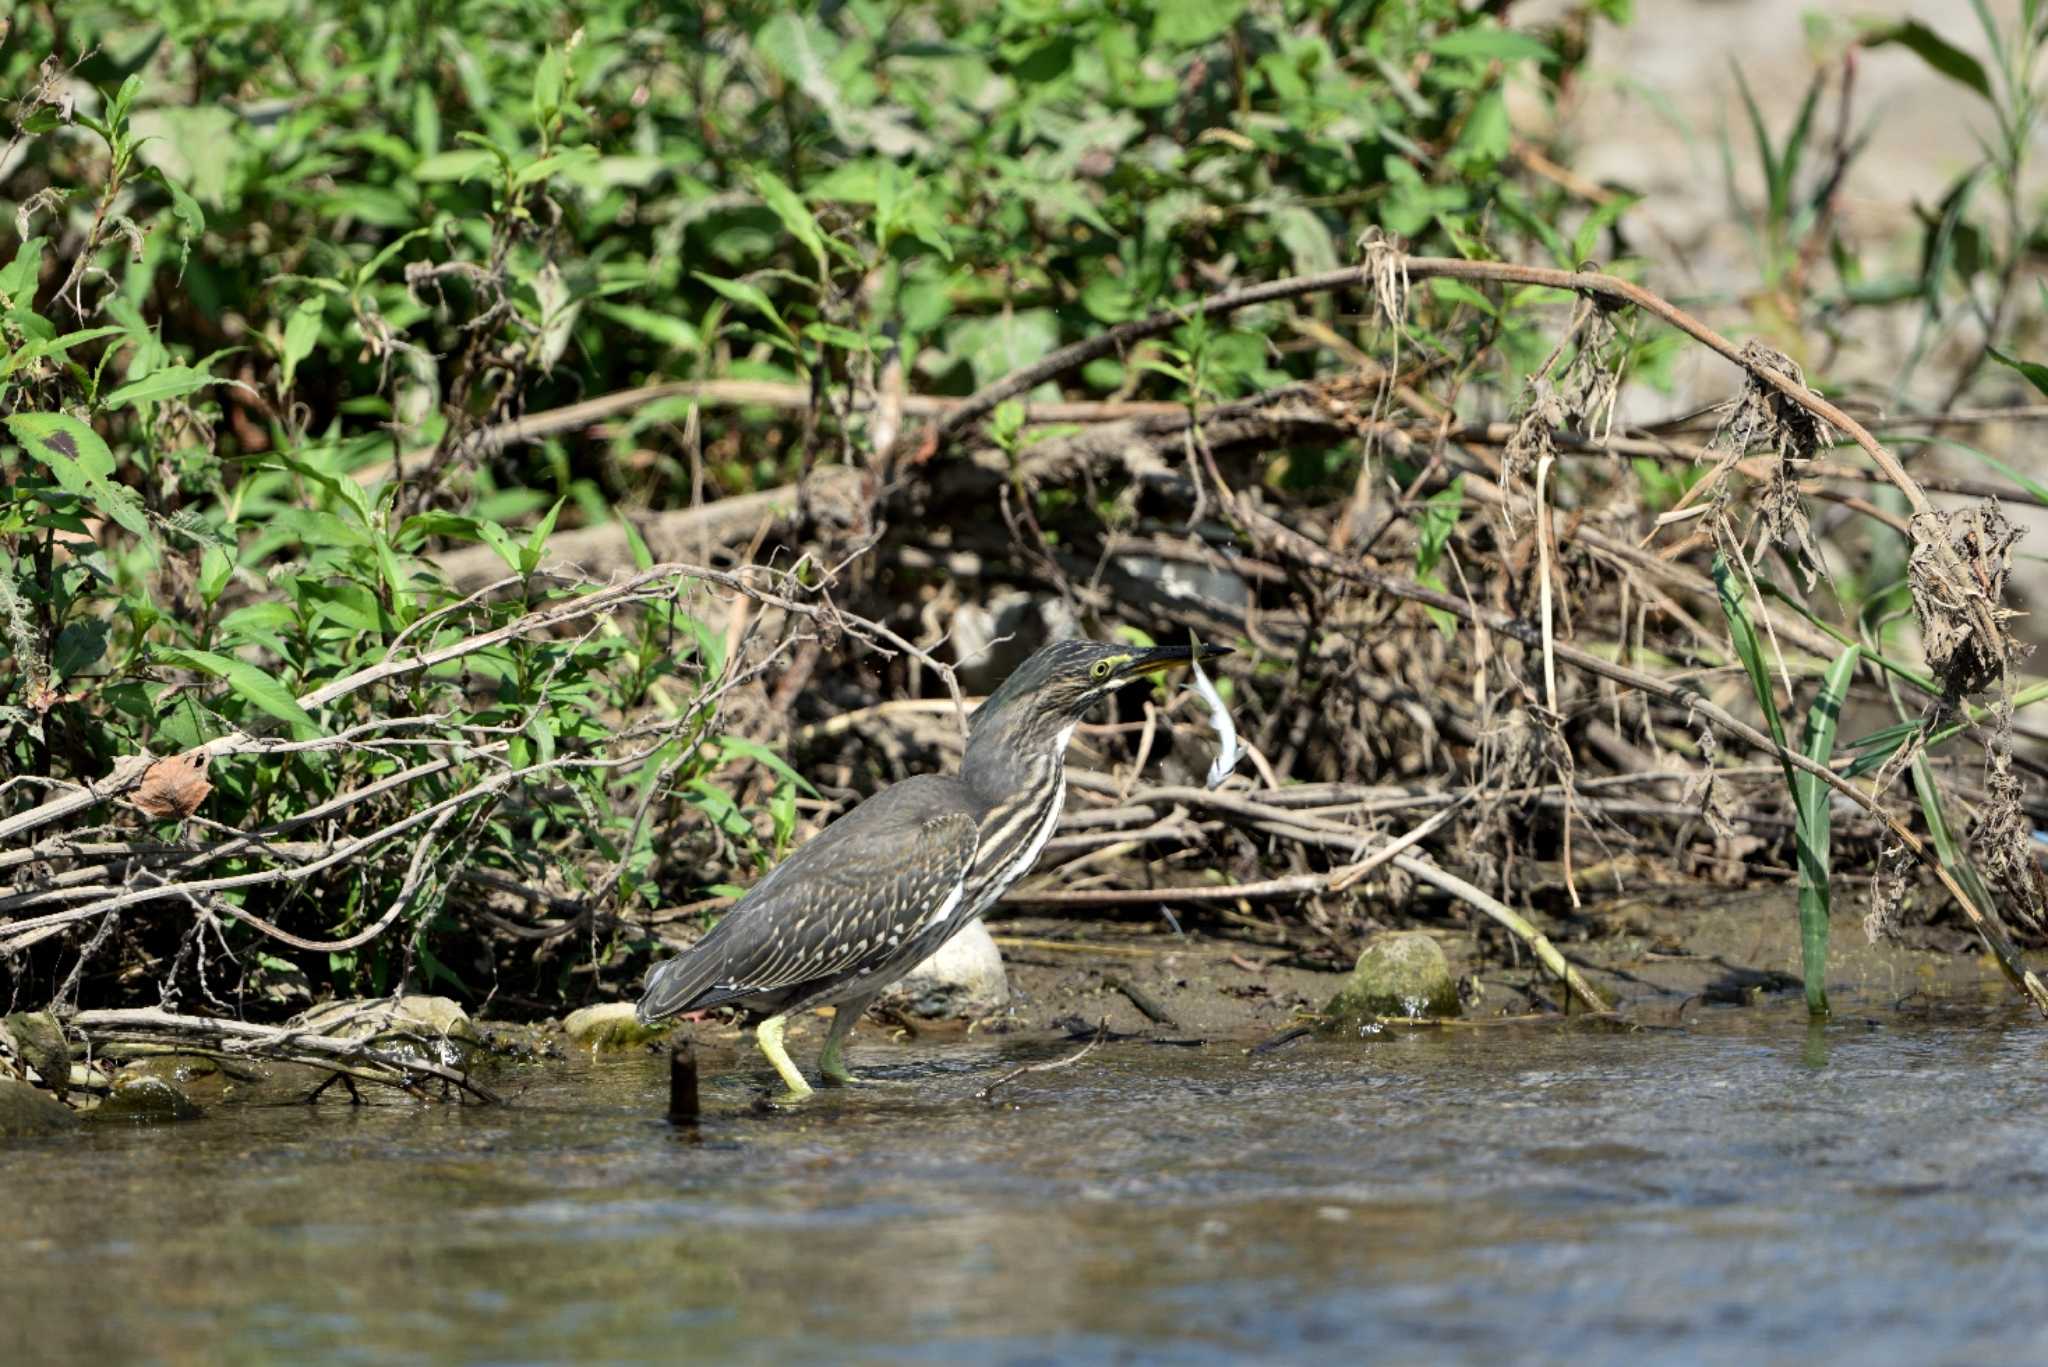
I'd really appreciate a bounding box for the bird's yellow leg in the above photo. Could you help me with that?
[755,1014,813,1102]
[818,1001,864,1086]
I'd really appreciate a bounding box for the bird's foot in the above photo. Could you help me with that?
[818,1041,857,1087]
[754,1014,815,1105]
[768,1085,815,1107]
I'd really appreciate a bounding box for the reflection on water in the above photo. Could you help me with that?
[4,1004,2047,1365]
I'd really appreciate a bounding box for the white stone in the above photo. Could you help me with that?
[880,920,1009,1020]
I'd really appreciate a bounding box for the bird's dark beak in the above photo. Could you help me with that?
[1115,642,1232,679]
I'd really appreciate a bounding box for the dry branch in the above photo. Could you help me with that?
[69,1007,501,1102]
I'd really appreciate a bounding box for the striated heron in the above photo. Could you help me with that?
[636,638,1228,1101]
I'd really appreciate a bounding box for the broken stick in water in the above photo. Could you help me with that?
[668,1041,699,1125]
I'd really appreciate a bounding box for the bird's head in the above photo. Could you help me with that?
[971,637,1232,738]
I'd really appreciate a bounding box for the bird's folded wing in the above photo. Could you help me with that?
[638,791,978,1020]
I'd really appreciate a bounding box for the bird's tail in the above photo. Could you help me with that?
[637,954,716,1025]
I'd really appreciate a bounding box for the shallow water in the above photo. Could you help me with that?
[4,1004,2046,1365]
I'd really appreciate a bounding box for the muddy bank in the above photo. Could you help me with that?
[1,888,2012,1124]
[540,891,2011,1102]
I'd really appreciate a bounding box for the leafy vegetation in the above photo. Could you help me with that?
[4,0,2047,1025]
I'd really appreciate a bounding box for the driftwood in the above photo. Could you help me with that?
[68,1007,501,1103]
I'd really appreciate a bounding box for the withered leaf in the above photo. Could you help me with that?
[131,752,212,821]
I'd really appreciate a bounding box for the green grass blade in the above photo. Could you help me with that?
[1896,431,2048,504]
[1779,70,1825,220]
[1843,678,2048,777]
[1794,644,1859,1017]
[1729,64,1784,226]
[1719,555,1847,1017]
[1714,557,1793,762]
[1910,750,1999,920]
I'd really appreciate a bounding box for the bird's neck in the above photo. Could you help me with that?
[961,715,1076,814]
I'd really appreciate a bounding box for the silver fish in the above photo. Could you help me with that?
[1188,648,1241,789]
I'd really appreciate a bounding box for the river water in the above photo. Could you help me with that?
[4,1002,2045,1365]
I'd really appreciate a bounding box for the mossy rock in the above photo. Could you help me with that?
[1324,931,1461,1029]
[0,1077,79,1137]
[3,1012,70,1101]
[94,1071,204,1123]
[293,995,479,1067]
[562,1002,668,1051]
[107,1055,227,1105]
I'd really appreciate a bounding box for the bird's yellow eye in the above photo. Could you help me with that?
[1090,658,1113,681]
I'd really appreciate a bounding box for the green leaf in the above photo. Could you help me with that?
[591,301,701,353]
[355,226,435,289]
[1152,0,1246,48]
[523,498,564,573]
[692,271,795,342]
[0,238,46,303]
[1427,278,1497,316]
[671,606,726,675]
[198,542,236,606]
[621,515,654,572]
[1570,193,1640,263]
[4,413,153,543]
[1988,346,2048,398]
[513,147,598,187]
[768,781,797,854]
[155,646,321,739]
[749,166,829,275]
[412,149,499,183]
[281,298,324,392]
[105,364,217,410]
[373,536,417,626]
[1450,89,1512,168]
[1427,29,1556,63]
[476,519,524,576]
[1269,205,1338,278]
[3,325,128,378]
[53,619,109,680]
[129,163,204,278]
[533,42,572,124]
[1862,20,1993,101]
[138,166,205,243]
[1415,477,1465,576]
[716,735,819,796]
[109,73,144,129]
[687,778,756,840]
[217,600,298,647]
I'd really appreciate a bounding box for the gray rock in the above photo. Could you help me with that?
[562,1002,668,1051]
[1325,931,1461,1027]
[0,1077,79,1137]
[880,920,1009,1020]
[3,1012,69,1100]
[94,1071,203,1123]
